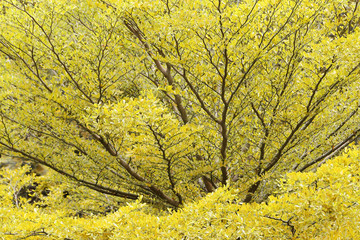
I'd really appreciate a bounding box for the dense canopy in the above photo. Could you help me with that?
[0,0,359,210]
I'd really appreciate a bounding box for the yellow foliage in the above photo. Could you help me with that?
[0,0,360,210]
[1,147,360,239]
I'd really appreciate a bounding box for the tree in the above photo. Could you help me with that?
[0,0,359,208]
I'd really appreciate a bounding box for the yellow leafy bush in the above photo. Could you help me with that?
[1,147,359,239]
